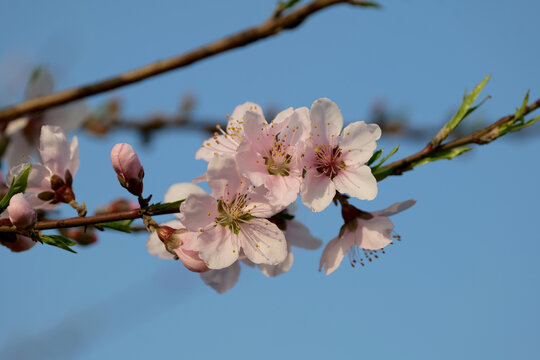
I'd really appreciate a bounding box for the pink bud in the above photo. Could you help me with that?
[8,193,36,228]
[157,226,210,273]
[110,143,144,196]
[1,234,35,252]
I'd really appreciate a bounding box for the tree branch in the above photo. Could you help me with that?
[374,97,540,181]
[0,0,378,123]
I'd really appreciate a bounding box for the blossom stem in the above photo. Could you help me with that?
[0,0,378,123]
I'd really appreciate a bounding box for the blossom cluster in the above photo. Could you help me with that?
[146,98,414,292]
[0,77,414,294]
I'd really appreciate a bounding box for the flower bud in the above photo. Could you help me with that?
[157,226,209,273]
[110,143,144,196]
[8,193,36,228]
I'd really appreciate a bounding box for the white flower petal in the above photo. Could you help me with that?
[164,183,205,203]
[358,216,394,250]
[371,199,416,217]
[206,155,244,199]
[236,142,268,188]
[197,226,239,269]
[196,134,239,161]
[227,101,263,136]
[333,164,377,201]
[319,231,355,275]
[179,193,217,232]
[200,261,241,294]
[310,98,343,145]
[238,218,287,265]
[339,121,381,154]
[68,136,79,176]
[258,250,294,277]
[300,170,336,212]
[39,125,71,176]
[5,117,29,136]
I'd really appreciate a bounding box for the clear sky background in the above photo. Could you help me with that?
[1,0,540,359]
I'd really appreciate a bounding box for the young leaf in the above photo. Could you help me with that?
[40,235,77,253]
[371,145,399,170]
[366,149,383,166]
[430,75,491,147]
[95,220,134,233]
[0,164,31,213]
[409,147,472,168]
[148,200,183,214]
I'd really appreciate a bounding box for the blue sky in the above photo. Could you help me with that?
[1,0,540,359]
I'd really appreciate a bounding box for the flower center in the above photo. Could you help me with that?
[264,141,292,176]
[215,194,254,234]
[314,145,346,179]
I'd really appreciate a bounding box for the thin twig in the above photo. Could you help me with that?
[375,97,540,179]
[0,0,377,123]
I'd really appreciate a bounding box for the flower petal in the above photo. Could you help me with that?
[235,141,268,188]
[238,218,287,265]
[371,199,416,217]
[196,134,239,161]
[310,98,343,146]
[39,125,71,176]
[164,183,205,203]
[197,225,239,269]
[300,170,336,212]
[339,121,381,156]
[179,193,217,232]
[258,250,294,277]
[319,231,355,275]
[5,133,34,168]
[206,155,244,199]
[284,220,322,249]
[333,164,377,201]
[200,261,241,294]
[227,101,263,136]
[358,216,394,250]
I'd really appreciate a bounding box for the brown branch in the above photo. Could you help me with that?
[0,200,183,233]
[0,0,378,123]
[374,97,540,180]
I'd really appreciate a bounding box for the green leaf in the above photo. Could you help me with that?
[277,0,300,9]
[410,147,472,168]
[40,235,77,253]
[94,220,134,233]
[0,164,31,213]
[372,145,399,170]
[366,149,382,166]
[147,200,183,214]
[430,75,491,146]
[447,74,491,130]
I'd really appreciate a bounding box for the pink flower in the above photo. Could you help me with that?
[110,143,144,196]
[0,234,35,253]
[236,106,310,208]
[6,125,80,210]
[5,68,88,168]
[319,200,415,275]
[300,98,381,212]
[146,183,210,273]
[180,155,287,269]
[196,102,263,161]
[7,193,36,228]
